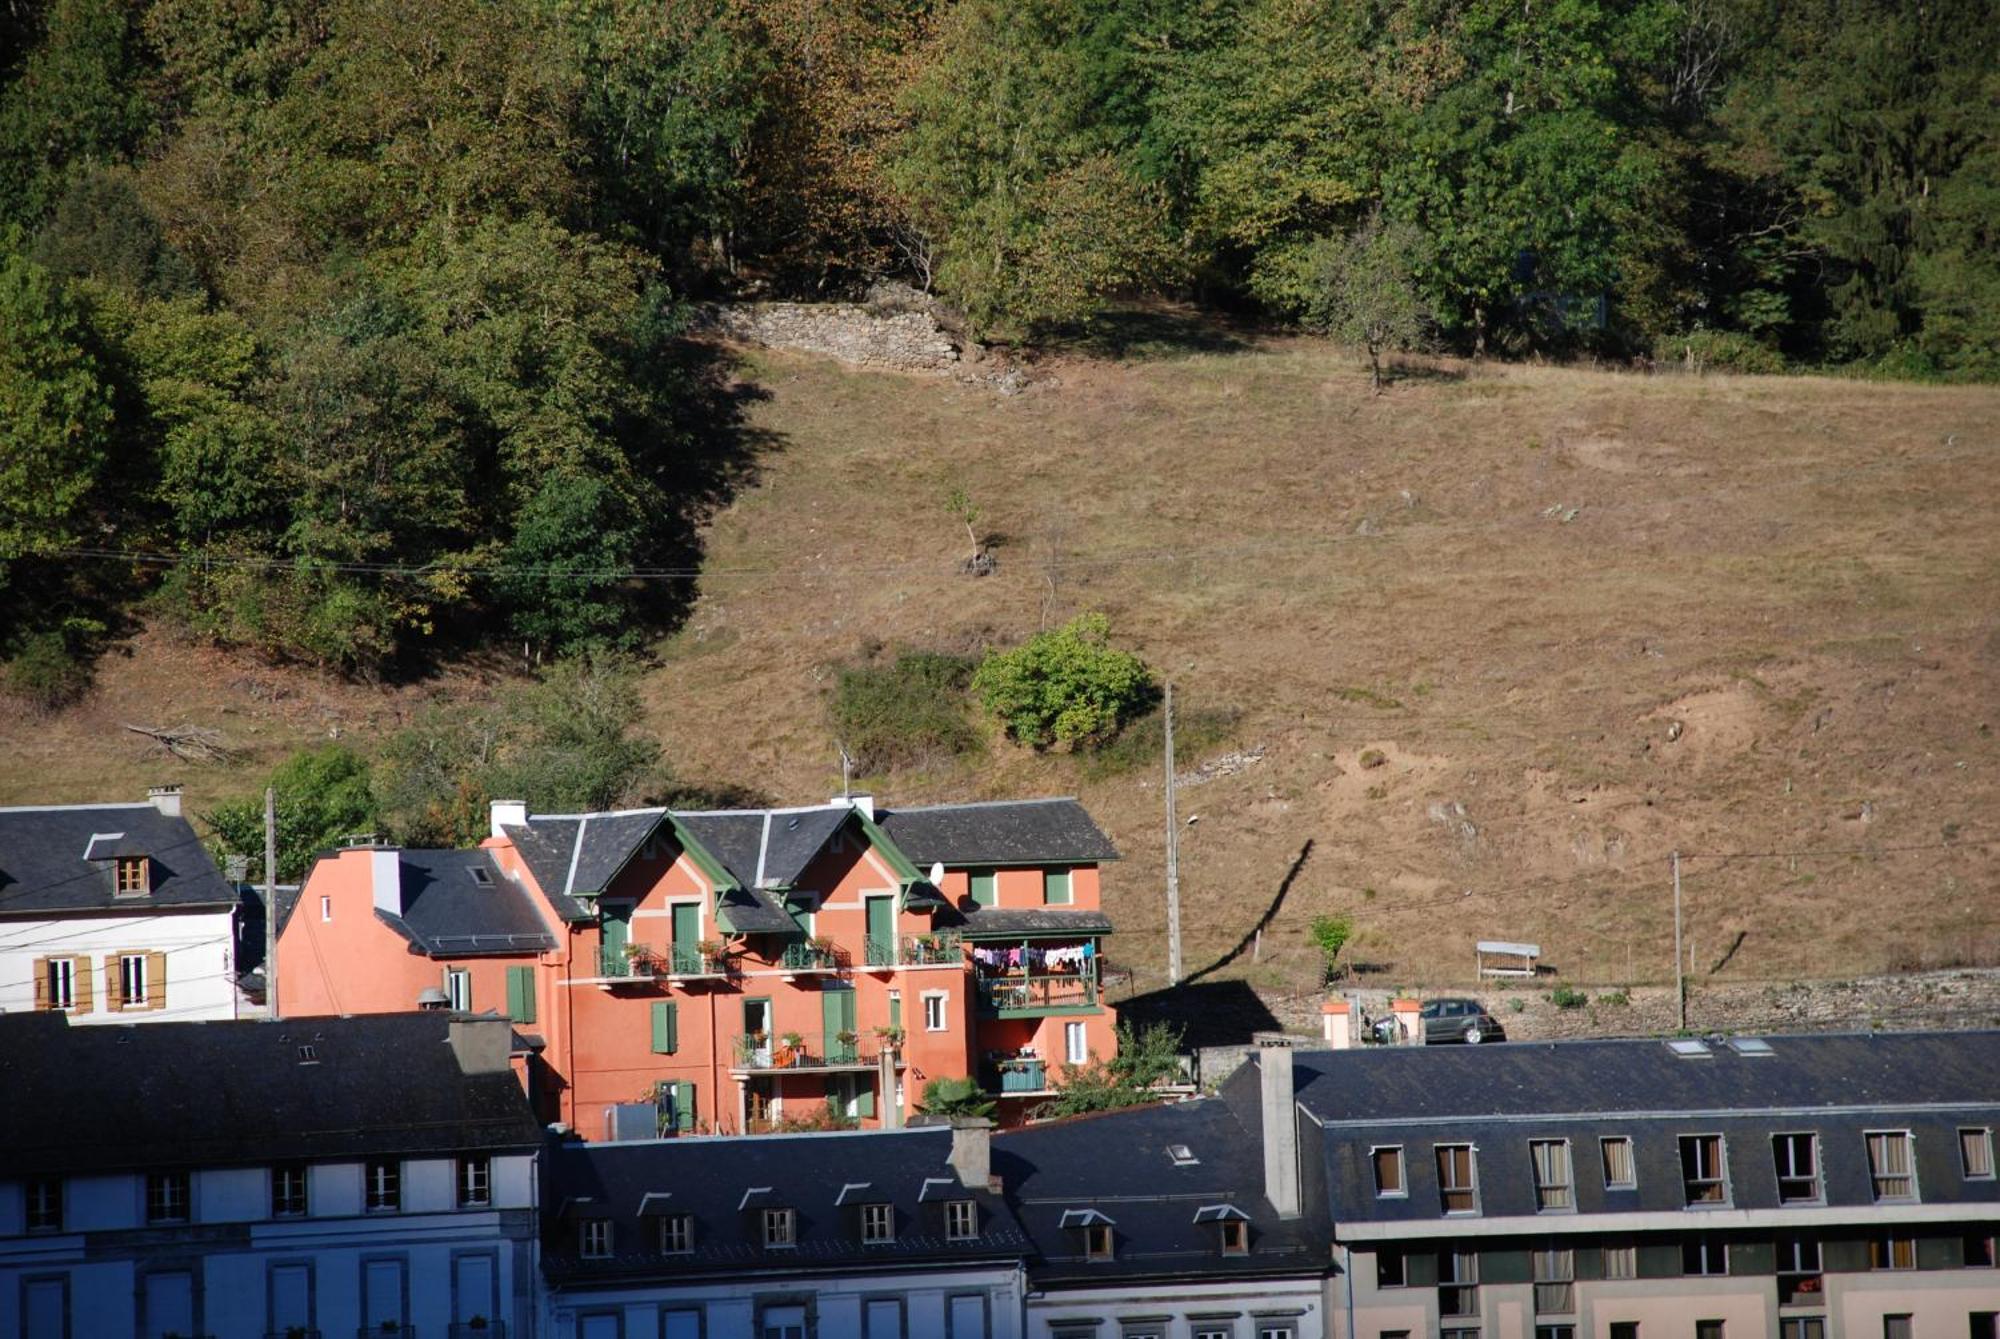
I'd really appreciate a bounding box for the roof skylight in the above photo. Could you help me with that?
[1666,1039,1712,1058]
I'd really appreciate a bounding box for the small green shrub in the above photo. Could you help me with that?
[827,650,979,772]
[1655,329,1786,376]
[972,613,1155,750]
[3,622,100,710]
[1079,701,1239,779]
[1358,748,1387,769]
[1508,998,1525,1013]
[1599,987,1631,1007]
[1309,914,1353,982]
[1546,984,1590,1010]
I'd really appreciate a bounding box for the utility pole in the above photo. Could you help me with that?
[1672,849,1684,1031]
[265,786,279,1021]
[1164,681,1182,987]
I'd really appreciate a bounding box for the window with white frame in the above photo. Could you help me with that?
[762,1206,796,1248]
[1065,1020,1088,1065]
[1436,1144,1478,1214]
[763,1305,807,1339]
[1679,1133,1728,1204]
[660,1213,694,1254]
[861,1202,894,1244]
[146,1170,190,1224]
[1439,1249,1478,1316]
[579,1218,612,1258]
[26,1178,62,1232]
[1773,1132,1821,1202]
[1960,1127,1995,1179]
[1866,1130,1917,1201]
[270,1163,308,1217]
[945,1198,978,1241]
[40,956,77,1011]
[1255,1325,1295,1339]
[1372,1145,1405,1197]
[1869,1235,1915,1270]
[1683,1234,1728,1276]
[364,1158,400,1212]
[445,967,472,1013]
[1537,1328,1576,1339]
[118,953,149,1008]
[456,1155,490,1208]
[1532,1247,1575,1314]
[1530,1140,1573,1210]
[1779,1319,1826,1339]
[1600,1135,1636,1188]
[923,991,948,1032]
[321,895,333,922]
[1777,1235,1822,1306]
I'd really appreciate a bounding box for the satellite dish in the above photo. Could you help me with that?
[928,861,945,885]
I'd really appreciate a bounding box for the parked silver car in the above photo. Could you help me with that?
[1420,997,1502,1044]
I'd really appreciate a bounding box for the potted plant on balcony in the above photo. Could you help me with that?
[835,1028,859,1054]
[779,1030,805,1065]
[873,1024,905,1050]
[808,934,836,964]
[696,938,723,964]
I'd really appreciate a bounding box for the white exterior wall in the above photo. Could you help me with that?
[0,1151,538,1339]
[0,907,239,1023]
[546,1266,1027,1339]
[1027,1276,1328,1339]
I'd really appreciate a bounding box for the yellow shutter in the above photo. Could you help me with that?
[147,951,167,1010]
[32,957,49,1010]
[74,956,94,1013]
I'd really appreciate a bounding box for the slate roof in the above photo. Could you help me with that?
[0,802,236,917]
[879,797,1119,867]
[504,808,670,921]
[378,848,556,956]
[1275,1032,2000,1228]
[994,1096,1330,1285]
[0,1011,540,1176]
[951,907,1115,939]
[541,1127,1028,1284]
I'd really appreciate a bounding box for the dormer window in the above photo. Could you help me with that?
[1085,1223,1114,1259]
[762,1207,796,1248]
[115,856,150,896]
[1220,1218,1249,1255]
[579,1219,612,1258]
[945,1199,978,1241]
[861,1203,894,1244]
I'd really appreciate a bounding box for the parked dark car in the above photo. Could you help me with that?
[1420,997,1502,1044]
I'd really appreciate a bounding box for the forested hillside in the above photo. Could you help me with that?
[1,0,1995,696]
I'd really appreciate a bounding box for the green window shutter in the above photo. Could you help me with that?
[889,993,902,1030]
[1043,869,1071,905]
[652,1001,679,1054]
[674,1081,696,1131]
[506,966,536,1023]
[857,1079,876,1120]
[1481,1247,1531,1285]
[969,870,997,907]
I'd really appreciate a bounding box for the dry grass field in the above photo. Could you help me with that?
[7,334,1997,998]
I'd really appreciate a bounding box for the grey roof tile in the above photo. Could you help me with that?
[383,849,556,955]
[880,797,1119,867]
[0,803,236,916]
[952,907,1114,939]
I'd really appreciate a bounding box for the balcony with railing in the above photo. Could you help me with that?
[778,941,844,976]
[987,1056,1050,1093]
[598,943,662,981]
[861,931,964,969]
[975,966,1099,1017]
[731,1030,883,1072]
[447,1326,506,1339]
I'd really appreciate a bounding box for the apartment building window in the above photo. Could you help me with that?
[1968,1233,1998,1268]
[1066,1020,1088,1065]
[444,966,472,1013]
[1868,1234,1915,1270]
[1971,1315,1998,1339]
[1608,1326,1639,1339]
[1441,1331,1479,1339]
[26,1177,62,1232]
[456,1155,491,1208]
[1602,1241,1637,1279]
[364,1158,400,1212]
[1776,1235,1822,1305]
[1372,1145,1406,1196]
[1043,868,1073,905]
[1679,1134,1728,1204]
[1255,1327,1295,1339]
[861,1202,894,1244]
[1376,1247,1406,1288]
[1530,1140,1573,1211]
[923,991,948,1032]
[1682,1234,1728,1276]
[1438,1249,1478,1317]
[1532,1248,1575,1314]
[659,1213,694,1253]
[946,1198,978,1241]
[1696,1324,1725,1339]
[1866,1130,1917,1200]
[270,1163,308,1217]
[1601,1135,1636,1189]
[118,953,147,1008]
[1961,1127,1995,1179]
[1881,1318,1912,1339]
[146,1171,191,1224]
[1773,1133,1821,1202]
[115,855,150,895]
[762,1207,797,1248]
[579,1219,612,1258]
[1436,1144,1478,1214]
[1536,1329,1575,1339]
[1778,1321,1825,1339]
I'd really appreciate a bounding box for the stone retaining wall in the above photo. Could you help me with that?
[701,301,961,373]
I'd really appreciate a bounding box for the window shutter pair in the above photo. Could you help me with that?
[673,1080,696,1132]
[506,966,537,1023]
[652,1001,679,1054]
[856,1080,876,1120]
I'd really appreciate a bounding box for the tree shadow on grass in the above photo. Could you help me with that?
[1039,303,1259,361]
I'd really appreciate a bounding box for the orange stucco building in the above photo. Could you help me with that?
[276,795,1120,1136]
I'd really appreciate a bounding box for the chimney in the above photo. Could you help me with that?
[949,1117,993,1189]
[147,785,183,817]
[370,848,402,916]
[448,1015,512,1074]
[1321,998,1353,1049]
[1258,1040,1301,1219]
[1391,997,1423,1045]
[834,793,876,821]
[490,799,528,840]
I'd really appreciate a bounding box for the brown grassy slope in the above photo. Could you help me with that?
[645,341,2000,995]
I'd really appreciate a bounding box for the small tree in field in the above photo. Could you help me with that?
[1310,913,1354,984]
[1304,212,1433,393]
[972,613,1155,750]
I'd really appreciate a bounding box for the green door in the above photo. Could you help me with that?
[599,907,629,974]
[865,895,895,964]
[822,986,857,1061]
[671,903,701,971]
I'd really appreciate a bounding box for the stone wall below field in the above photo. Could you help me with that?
[701,301,961,373]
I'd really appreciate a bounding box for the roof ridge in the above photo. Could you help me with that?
[885,796,1080,813]
[529,806,668,821]
[0,802,154,813]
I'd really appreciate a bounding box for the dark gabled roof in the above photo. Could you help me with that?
[0,803,236,916]
[994,1097,1329,1286]
[950,907,1115,939]
[672,811,766,887]
[541,1128,1028,1284]
[504,809,672,921]
[377,849,556,956]
[878,797,1119,867]
[1289,1030,2000,1124]
[502,820,594,922]
[1276,1032,2000,1229]
[675,806,851,889]
[714,884,801,935]
[0,1012,540,1176]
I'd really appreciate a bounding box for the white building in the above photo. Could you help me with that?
[0,788,245,1023]
[0,1010,544,1339]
